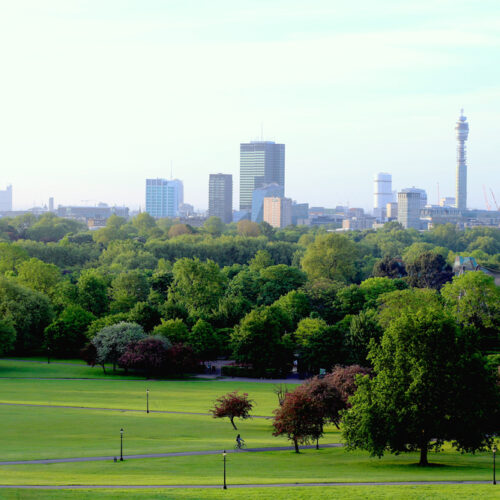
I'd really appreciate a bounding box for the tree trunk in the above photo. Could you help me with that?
[101,363,106,374]
[293,437,299,453]
[230,416,237,430]
[419,442,429,466]
[316,437,319,450]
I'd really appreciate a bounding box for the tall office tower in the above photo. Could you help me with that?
[145,178,182,217]
[48,197,54,212]
[208,174,233,223]
[397,189,422,229]
[263,196,292,228]
[240,141,285,211]
[373,173,392,217]
[455,110,469,210]
[0,185,12,211]
[170,179,184,206]
[251,183,284,222]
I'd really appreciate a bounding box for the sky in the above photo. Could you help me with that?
[0,0,499,212]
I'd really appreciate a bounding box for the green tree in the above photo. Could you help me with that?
[248,249,273,271]
[405,251,453,290]
[0,277,53,353]
[131,212,161,238]
[359,277,407,309]
[301,233,358,283]
[204,216,225,237]
[441,272,500,351]
[77,269,110,316]
[127,302,162,332]
[345,309,383,365]
[92,322,145,372]
[0,317,16,355]
[111,271,150,312]
[231,307,293,376]
[188,319,219,360]
[258,265,307,305]
[0,243,28,274]
[153,318,189,344]
[16,257,61,296]
[342,303,499,466]
[170,258,227,318]
[44,305,95,357]
[237,220,260,237]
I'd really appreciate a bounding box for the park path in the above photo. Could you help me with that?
[0,481,491,489]
[0,444,343,465]
[0,401,273,418]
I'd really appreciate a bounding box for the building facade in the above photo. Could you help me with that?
[263,196,292,228]
[0,185,12,212]
[455,110,469,210]
[251,183,284,222]
[145,178,182,218]
[239,141,285,211]
[397,190,421,229]
[373,173,392,218]
[208,174,233,223]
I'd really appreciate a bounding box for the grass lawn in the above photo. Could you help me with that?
[0,358,497,494]
[0,447,494,485]
[0,485,496,500]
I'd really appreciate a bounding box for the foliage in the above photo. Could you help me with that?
[77,269,110,316]
[44,305,95,357]
[272,385,324,452]
[118,336,171,377]
[91,322,145,371]
[0,317,16,355]
[127,302,162,333]
[405,251,453,289]
[210,391,254,430]
[16,257,61,296]
[342,300,500,466]
[153,318,190,344]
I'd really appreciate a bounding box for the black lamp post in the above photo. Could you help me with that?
[120,428,124,461]
[494,445,497,485]
[222,450,227,489]
[146,389,149,414]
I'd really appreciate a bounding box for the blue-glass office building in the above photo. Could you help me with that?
[145,178,183,217]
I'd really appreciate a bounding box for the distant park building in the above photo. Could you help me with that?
[208,174,233,223]
[240,141,285,211]
[145,178,183,218]
[263,196,292,228]
[251,183,284,223]
[397,189,422,229]
[0,185,12,211]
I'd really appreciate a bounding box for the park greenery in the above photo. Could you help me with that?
[0,212,499,473]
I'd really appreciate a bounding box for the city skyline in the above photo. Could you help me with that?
[0,2,499,212]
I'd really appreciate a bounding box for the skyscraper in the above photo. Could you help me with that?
[397,189,422,229]
[0,185,12,211]
[145,178,182,217]
[373,173,392,217]
[455,110,469,211]
[239,141,285,211]
[208,174,233,223]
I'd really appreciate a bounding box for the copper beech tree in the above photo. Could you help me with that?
[210,391,254,430]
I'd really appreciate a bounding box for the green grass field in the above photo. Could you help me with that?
[0,485,497,500]
[0,358,497,499]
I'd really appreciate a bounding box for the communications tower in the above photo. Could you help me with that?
[455,109,469,211]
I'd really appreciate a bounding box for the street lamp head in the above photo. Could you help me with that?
[494,446,497,453]
[222,450,227,457]
[120,428,124,435]
[147,388,149,394]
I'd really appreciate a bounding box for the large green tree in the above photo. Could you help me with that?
[342,299,499,466]
[16,257,61,296]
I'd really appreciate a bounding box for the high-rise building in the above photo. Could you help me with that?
[208,174,233,223]
[292,202,309,225]
[239,141,285,211]
[0,185,12,211]
[145,178,182,218]
[455,110,469,211]
[439,197,456,207]
[373,173,392,217]
[251,183,284,222]
[263,196,292,228]
[397,189,422,229]
[386,202,398,219]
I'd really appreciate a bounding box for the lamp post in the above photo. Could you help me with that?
[494,445,497,485]
[146,389,149,414]
[222,450,227,489]
[120,428,124,461]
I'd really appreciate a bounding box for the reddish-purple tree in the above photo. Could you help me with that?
[272,385,324,453]
[303,364,371,429]
[210,391,254,430]
[118,337,169,377]
[166,343,199,377]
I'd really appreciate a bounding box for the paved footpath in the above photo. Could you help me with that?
[0,444,343,465]
[0,481,491,489]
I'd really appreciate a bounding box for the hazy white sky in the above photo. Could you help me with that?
[0,0,499,211]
